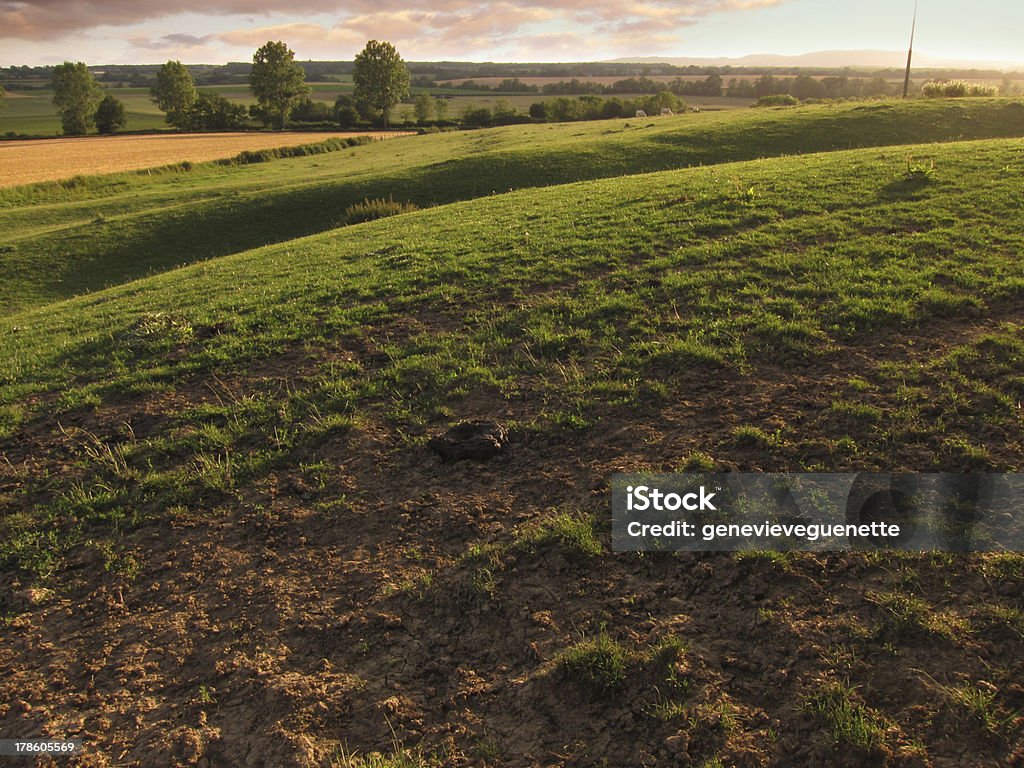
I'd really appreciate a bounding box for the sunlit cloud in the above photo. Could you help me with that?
[1,0,789,48]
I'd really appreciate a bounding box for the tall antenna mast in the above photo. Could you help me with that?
[903,0,918,98]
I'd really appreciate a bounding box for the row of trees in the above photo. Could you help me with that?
[150,39,411,131]
[46,40,412,136]
[417,74,898,100]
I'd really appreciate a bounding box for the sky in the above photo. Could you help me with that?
[2,0,1023,67]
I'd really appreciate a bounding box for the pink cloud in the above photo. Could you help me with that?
[2,0,791,45]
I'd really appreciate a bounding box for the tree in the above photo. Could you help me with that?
[461,105,492,127]
[180,93,248,131]
[290,97,332,124]
[644,90,681,113]
[249,41,310,129]
[791,74,825,101]
[492,99,517,121]
[434,97,449,122]
[151,60,197,128]
[94,95,127,134]
[0,83,6,114]
[352,40,410,129]
[51,61,103,135]
[413,93,434,124]
[334,95,360,128]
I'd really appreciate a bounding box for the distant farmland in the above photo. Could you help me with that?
[0,131,411,187]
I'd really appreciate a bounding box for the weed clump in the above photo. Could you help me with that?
[122,312,194,348]
[345,196,419,224]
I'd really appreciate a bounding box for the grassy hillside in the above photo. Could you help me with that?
[1,106,1022,767]
[2,99,1023,312]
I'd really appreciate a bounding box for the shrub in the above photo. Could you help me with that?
[221,136,376,167]
[461,106,493,127]
[754,94,800,107]
[334,95,362,128]
[94,95,127,134]
[180,92,248,130]
[345,196,419,224]
[289,97,333,123]
[922,80,997,98]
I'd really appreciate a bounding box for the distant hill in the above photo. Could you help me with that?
[607,50,1024,71]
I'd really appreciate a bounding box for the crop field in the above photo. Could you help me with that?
[0,131,410,188]
[0,98,1023,767]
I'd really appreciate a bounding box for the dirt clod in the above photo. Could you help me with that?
[427,420,509,462]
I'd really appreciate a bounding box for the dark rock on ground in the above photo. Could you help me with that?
[427,420,508,462]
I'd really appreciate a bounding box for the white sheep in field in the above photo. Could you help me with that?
[660,108,673,116]
[635,109,647,118]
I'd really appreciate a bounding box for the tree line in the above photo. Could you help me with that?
[10,60,1020,88]
[37,40,1016,136]
[426,74,909,100]
[47,40,412,136]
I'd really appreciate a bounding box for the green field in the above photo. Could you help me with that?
[1,99,1023,767]
[4,99,1024,312]
[0,81,750,137]
[1,88,169,135]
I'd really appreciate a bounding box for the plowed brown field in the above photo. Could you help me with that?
[0,131,413,188]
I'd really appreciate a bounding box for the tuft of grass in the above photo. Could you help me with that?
[732,424,785,449]
[733,549,793,571]
[830,400,883,423]
[678,451,717,472]
[516,510,603,559]
[556,627,629,692]
[866,590,932,639]
[804,680,891,751]
[934,681,1008,732]
[333,749,434,768]
[904,156,936,181]
[690,700,741,736]
[979,553,1024,582]
[867,590,969,642]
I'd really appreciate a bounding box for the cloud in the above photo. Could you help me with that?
[129,33,216,50]
[1,0,791,48]
[0,1,345,40]
[204,0,786,60]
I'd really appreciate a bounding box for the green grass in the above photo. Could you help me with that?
[0,88,169,136]
[0,103,1022,578]
[555,628,630,692]
[3,99,1023,312]
[804,680,892,751]
[935,682,1007,731]
[515,510,604,558]
[1,82,755,138]
[0,134,1019,577]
